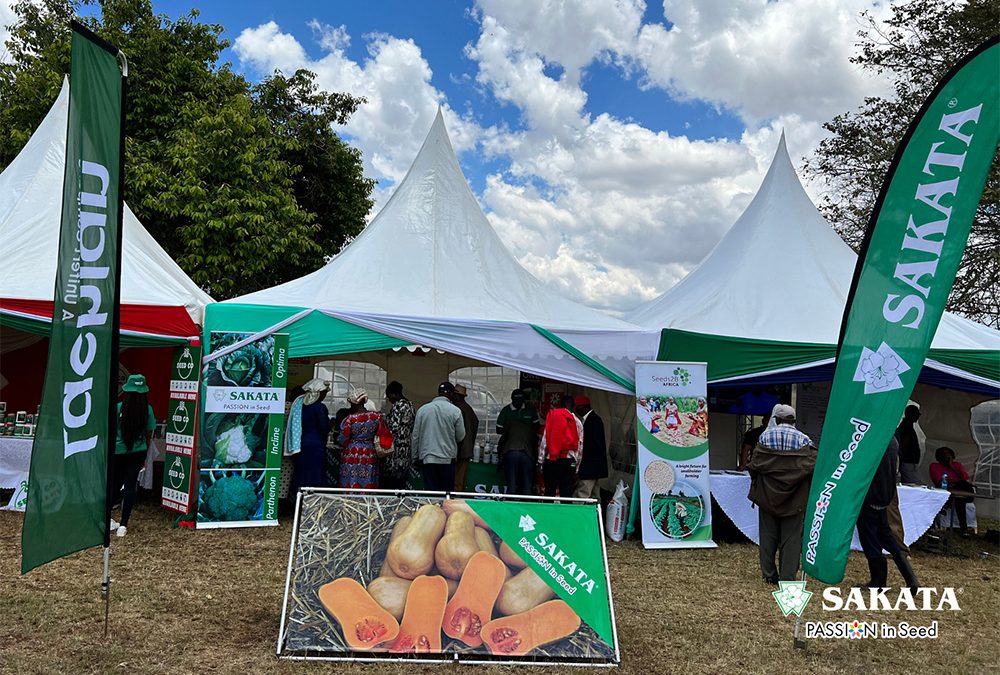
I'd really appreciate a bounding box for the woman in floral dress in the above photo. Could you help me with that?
[337,388,387,489]
[380,380,416,489]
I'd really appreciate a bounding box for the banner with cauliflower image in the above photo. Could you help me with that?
[278,492,620,666]
[634,361,716,549]
[197,331,289,528]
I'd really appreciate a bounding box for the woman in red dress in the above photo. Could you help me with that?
[337,389,389,489]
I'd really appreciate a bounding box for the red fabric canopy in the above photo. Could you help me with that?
[1,298,199,339]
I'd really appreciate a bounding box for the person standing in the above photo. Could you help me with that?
[538,396,581,498]
[857,436,920,590]
[747,404,816,583]
[896,405,923,484]
[289,379,332,495]
[109,374,157,538]
[381,381,416,490]
[573,396,607,500]
[337,389,388,489]
[738,413,770,471]
[412,382,465,492]
[452,384,480,491]
[496,389,539,495]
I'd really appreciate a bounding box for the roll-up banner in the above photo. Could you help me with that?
[197,331,288,528]
[161,345,201,512]
[21,22,126,574]
[802,38,999,584]
[278,491,620,666]
[634,361,716,549]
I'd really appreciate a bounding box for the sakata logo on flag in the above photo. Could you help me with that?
[773,581,813,617]
[853,342,910,395]
[519,514,536,532]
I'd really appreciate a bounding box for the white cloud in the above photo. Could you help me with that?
[234,21,479,193]
[231,2,892,312]
[634,0,891,124]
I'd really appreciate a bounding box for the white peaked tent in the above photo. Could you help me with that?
[626,134,1000,393]
[626,135,999,479]
[210,110,657,395]
[0,80,212,344]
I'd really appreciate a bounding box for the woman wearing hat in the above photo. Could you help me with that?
[337,389,390,489]
[109,374,157,537]
[289,378,332,495]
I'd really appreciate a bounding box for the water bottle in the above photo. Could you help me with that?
[940,474,949,490]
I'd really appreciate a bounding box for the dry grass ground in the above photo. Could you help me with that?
[1,501,997,675]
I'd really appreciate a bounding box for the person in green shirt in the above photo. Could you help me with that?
[110,374,156,538]
[496,389,540,495]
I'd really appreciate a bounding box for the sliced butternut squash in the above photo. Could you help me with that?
[475,526,512,580]
[482,600,581,656]
[442,551,507,647]
[387,504,446,579]
[318,577,400,651]
[388,575,449,653]
[496,566,555,616]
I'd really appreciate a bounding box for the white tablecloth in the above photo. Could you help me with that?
[0,437,33,489]
[710,471,949,551]
[1,437,163,510]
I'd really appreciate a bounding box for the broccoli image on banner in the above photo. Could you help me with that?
[199,473,262,522]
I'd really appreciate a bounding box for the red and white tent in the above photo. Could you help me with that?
[0,80,211,344]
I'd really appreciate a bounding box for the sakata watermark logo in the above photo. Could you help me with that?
[853,342,910,394]
[773,581,813,617]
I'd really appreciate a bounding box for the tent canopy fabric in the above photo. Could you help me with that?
[0,80,212,342]
[626,134,1000,390]
[222,110,657,394]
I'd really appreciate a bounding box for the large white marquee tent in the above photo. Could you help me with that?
[208,110,658,402]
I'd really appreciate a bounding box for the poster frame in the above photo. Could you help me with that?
[634,359,717,550]
[276,488,621,667]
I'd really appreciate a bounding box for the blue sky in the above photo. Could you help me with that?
[2,1,889,311]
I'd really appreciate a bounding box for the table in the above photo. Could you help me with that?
[710,471,949,551]
[1,436,163,510]
[0,437,33,489]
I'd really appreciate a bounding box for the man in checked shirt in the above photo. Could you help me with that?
[747,404,817,584]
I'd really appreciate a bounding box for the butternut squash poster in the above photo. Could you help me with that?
[279,492,619,665]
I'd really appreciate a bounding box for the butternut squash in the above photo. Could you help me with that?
[378,515,412,578]
[442,499,491,530]
[387,504,446,579]
[482,600,581,656]
[367,576,412,621]
[388,575,449,653]
[442,551,507,647]
[473,527,498,556]
[445,578,459,599]
[434,511,480,580]
[475,527,512,580]
[319,577,400,651]
[496,566,555,616]
[499,541,527,570]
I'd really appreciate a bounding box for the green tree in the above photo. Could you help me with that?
[0,0,373,298]
[252,69,374,280]
[805,0,999,327]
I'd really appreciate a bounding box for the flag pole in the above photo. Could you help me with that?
[100,33,129,638]
[793,572,808,649]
